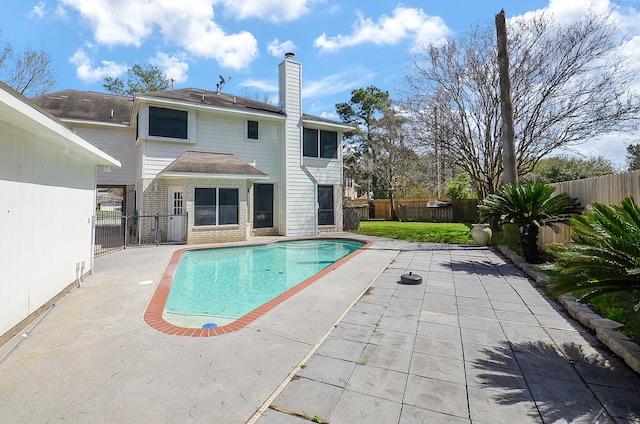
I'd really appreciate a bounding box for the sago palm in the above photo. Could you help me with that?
[544,196,640,310]
[479,182,580,263]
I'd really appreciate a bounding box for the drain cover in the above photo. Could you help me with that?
[202,323,218,329]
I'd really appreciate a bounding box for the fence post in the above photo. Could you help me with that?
[123,215,128,248]
[155,213,160,246]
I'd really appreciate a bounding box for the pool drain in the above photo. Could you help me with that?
[399,272,422,285]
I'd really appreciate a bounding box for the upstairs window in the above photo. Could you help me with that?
[247,120,259,140]
[149,106,188,139]
[303,128,338,159]
[303,128,318,157]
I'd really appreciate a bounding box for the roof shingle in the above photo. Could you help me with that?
[160,151,268,178]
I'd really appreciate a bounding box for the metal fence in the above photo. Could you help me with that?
[94,213,188,257]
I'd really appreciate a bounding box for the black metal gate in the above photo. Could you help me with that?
[94,213,188,257]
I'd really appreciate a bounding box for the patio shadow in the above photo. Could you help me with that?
[472,340,640,423]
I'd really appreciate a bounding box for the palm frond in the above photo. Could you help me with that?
[546,196,640,307]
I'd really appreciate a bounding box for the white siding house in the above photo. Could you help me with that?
[32,53,352,245]
[0,82,120,343]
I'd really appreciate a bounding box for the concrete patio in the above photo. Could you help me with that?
[1,235,639,423]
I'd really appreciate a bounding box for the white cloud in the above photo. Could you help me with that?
[545,0,612,23]
[219,0,314,22]
[151,52,189,84]
[29,2,46,19]
[314,6,450,53]
[267,39,297,57]
[302,66,375,98]
[60,0,258,70]
[240,79,279,93]
[555,132,634,169]
[68,47,128,83]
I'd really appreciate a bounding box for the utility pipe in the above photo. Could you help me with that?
[0,303,56,364]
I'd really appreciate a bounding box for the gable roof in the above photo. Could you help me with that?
[31,88,351,130]
[30,90,133,125]
[160,151,268,180]
[137,88,283,116]
[0,82,121,167]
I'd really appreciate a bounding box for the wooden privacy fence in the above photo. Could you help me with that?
[399,204,453,222]
[540,170,640,246]
[361,198,479,223]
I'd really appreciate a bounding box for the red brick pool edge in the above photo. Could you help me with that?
[143,238,372,336]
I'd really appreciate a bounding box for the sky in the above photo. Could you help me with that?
[2,0,640,167]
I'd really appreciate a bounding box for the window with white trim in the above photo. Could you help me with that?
[194,188,239,226]
[303,128,338,159]
[318,185,334,225]
[247,120,259,140]
[253,183,273,228]
[149,106,188,139]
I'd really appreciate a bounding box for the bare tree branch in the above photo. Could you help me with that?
[401,10,640,199]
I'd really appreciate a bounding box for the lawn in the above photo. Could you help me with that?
[350,221,475,244]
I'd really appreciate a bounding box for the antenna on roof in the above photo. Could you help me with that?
[170,78,175,90]
[216,74,231,94]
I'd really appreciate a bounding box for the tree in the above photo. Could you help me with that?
[336,86,391,199]
[626,144,640,171]
[0,32,55,97]
[444,173,474,199]
[402,11,640,199]
[337,86,422,218]
[479,182,580,263]
[496,9,516,185]
[103,64,170,96]
[521,155,615,183]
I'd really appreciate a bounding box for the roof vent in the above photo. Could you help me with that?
[285,52,295,60]
[110,109,114,119]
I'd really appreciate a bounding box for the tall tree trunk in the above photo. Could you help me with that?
[496,9,520,243]
[496,9,517,185]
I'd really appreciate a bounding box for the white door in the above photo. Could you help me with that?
[168,188,184,242]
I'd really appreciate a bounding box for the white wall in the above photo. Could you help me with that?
[141,108,283,181]
[73,125,135,186]
[279,56,318,236]
[0,124,96,336]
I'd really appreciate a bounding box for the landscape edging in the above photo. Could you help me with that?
[496,244,640,374]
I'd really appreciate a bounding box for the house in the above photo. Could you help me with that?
[31,53,352,245]
[0,82,120,343]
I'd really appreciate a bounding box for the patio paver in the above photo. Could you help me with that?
[1,236,639,423]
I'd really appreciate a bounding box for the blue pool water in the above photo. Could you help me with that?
[162,239,365,327]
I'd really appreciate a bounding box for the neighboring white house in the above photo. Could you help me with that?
[32,53,352,245]
[0,82,120,343]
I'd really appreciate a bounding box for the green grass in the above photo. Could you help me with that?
[572,290,640,344]
[351,221,476,244]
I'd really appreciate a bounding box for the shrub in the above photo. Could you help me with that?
[544,196,640,311]
[479,182,580,263]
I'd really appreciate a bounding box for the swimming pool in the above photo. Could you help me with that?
[144,238,368,336]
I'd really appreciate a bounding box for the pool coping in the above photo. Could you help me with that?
[143,237,373,336]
